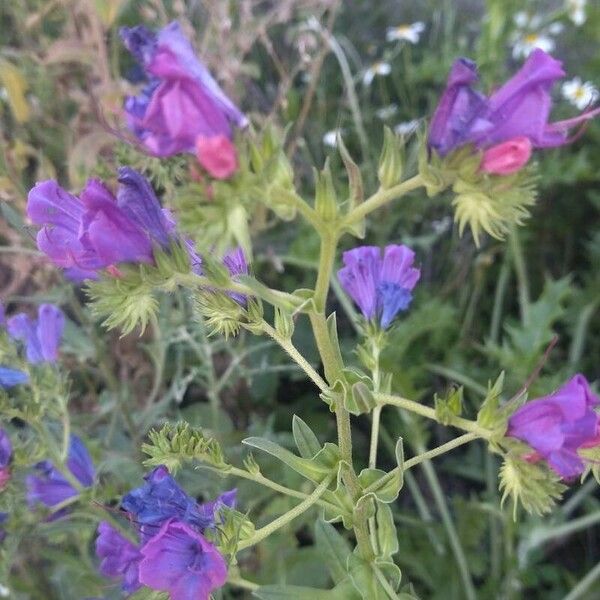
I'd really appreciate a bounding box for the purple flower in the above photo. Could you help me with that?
[7,304,64,364]
[0,367,28,388]
[507,374,600,479]
[26,434,95,507]
[338,244,420,329]
[120,21,247,157]
[138,519,228,600]
[223,247,249,305]
[197,489,237,526]
[0,512,7,543]
[27,168,174,280]
[0,303,5,325]
[121,466,214,539]
[429,49,600,157]
[0,429,12,490]
[96,521,142,593]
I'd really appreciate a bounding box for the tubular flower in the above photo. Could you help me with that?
[27,168,175,280]
[138,519,228,600]
[338,244,420,329]
[507,374,600,480]
[26,434,95,508]
[0,367,28,389]
[96,522,142,594]
[0,429,12,490]
[7,304,64,364]
[120,21,247,157]
[429,49,600,168]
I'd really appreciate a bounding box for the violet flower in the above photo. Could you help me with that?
[338,244,420,329]
[27,168,174,280]
[507,374,600,479]
[0,429,12,490]
[0,513,7,543]
[7,304,64,364]
[429,49,600,160]
[138,519,228,600]
[0,367,28,389]
[96,521,142,594]
[26,434,95,508]
[120,21,248,157]
[223,247,249,305]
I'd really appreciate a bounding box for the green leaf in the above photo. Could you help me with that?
[242,437,339,483]
[358,438,404,503]
[253,579,360,600]
[292,415,322,459]
[326,313,345,383]
[347,554,402,599]
[127,588,168,600]
[375,502,399,560]
[315,519,352,584]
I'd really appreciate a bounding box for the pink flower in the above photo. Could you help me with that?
[480,136,533,175]
[195,135,239,179]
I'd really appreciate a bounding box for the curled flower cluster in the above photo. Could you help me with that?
[507,374,600,480]
[96,465,233,599]
[429,49,600,174]
[120,21,246,179]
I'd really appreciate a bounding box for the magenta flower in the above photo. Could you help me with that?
[7,304,64,364]
[120,21,247,157]
[96,522,142,593]
[26,434,95,508]
[507,374,600,479]
[0,428,12,490]
[27,168,174,280]
[138,519,228,600]
[195,135,239,179]
[338,244,420,329]
[429,50,600,160]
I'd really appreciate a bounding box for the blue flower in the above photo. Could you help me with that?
[0,367,28,388]
[338,244,420,329]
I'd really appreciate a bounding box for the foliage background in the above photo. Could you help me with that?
[0,0,599,598]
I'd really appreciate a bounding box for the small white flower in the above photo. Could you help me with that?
[386,22,426,44]
[376,104,398,120]
[0,584,9,598]
[514,12,542,29]
[566,0,587,26]
[323,129,342,148]
[562,77,599,110]
[512,33,555,59]
[363,62,391,87]
[394,119,420,136]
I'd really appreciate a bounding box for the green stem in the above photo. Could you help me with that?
[403,433,479,470]
[373,564,400,599]
[237,475,334,551]
[369,406,383,470]
[261,321,328,391]
[563,561,600,600]
[508,228,530,325]
[228,575,260,592]
[415,438,477,600]
[375,392,491,438]
[342,175,424,227]
[313,231,339,312]
[220,466,342,515]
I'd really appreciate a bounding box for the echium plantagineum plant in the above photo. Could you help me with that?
[2,18,600,600]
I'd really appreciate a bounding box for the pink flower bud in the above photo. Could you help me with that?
[480,136,532,175]
[195,135,239,180]
[0,467,10,490]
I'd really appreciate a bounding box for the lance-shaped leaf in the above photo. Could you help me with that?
[315,519,352,584]
[375,502,399,560]
[292,415,322,459]
[242,437,340,483]
[347,553,402,599]
[254,579,361,600]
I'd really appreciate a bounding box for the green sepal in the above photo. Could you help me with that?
[314,158,338,222]
[377,126,404,189]
[434,385,464,426]
[242,437,340,484]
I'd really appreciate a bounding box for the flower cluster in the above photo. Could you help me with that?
[27,167,184,281]
[96,465,233,599]
[338,244,420,329]
[26,434,95,509]
[120,21,247,179]
[429,49,600,174]
[507,374,600,480]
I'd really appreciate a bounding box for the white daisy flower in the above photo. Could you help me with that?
[376,104,398,120]
[323,129,342,148]
[363,62,392,86]
[386,22,426,44]
[394,119,420,136]
[566,0,587,26]
[512,32,555,59]
[562,77,599,110]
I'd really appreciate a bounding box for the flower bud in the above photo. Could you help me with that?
[480,136,532,175]
[377,126,404,189]
[195,135,239,180]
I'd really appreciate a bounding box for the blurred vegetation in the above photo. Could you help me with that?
[1,0,599,598]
